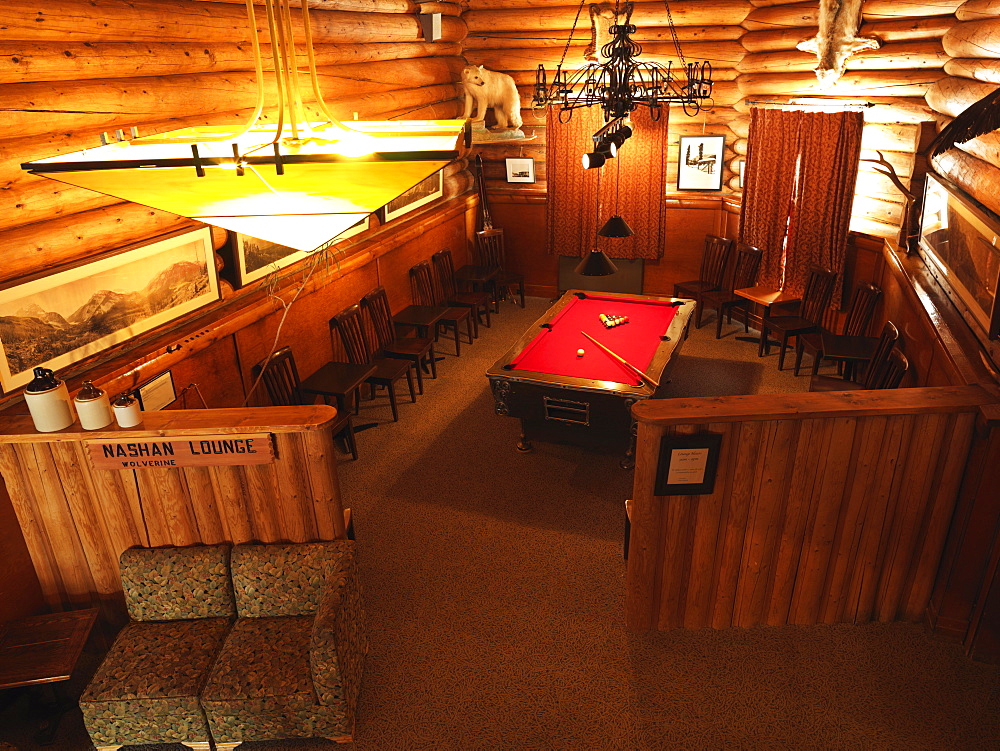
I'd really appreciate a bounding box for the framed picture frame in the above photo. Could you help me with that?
[917,173,1000,341]
[0,227,220,393]
[677,135,726,191]
[654,433,723,496]
[505,157,536,184]
[233,215,370,287]
[136,370,177,411]
[379,170,444,223]
[736,158,746,189]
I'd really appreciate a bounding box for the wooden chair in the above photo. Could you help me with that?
[870,347,909,389]
[758,266,839,369]
[360,286,436,395]
[794,281,881,376]
[673,234,734,328]
[253,347,358,460]
[473,227,526,310]
[432,249,492,337]
[410,261,474,356]
[330,304,416,422]
[809,321,900,392]
[701,242,763,339]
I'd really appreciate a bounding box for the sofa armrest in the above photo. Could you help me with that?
[309,553,367,708]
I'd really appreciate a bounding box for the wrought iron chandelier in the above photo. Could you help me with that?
[532,1,714,122]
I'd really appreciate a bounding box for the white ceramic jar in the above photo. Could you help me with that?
[112,392,142,428]
[74,380,113,430]
[24,367,75,432]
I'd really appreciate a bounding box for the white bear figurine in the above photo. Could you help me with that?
[461,64,523,130]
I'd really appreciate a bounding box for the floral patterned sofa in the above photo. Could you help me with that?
[78,540,366,750]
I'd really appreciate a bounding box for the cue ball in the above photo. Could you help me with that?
[576,348,585,357]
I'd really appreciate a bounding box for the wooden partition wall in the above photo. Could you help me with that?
[0,406,348,622]
[625,386,997,633]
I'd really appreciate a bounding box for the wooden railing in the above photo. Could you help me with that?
[0,406,347,620]
[626,386,998,633]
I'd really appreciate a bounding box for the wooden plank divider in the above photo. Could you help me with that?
[179,466,227,545]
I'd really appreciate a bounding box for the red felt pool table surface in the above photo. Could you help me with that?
[508,293,681,386]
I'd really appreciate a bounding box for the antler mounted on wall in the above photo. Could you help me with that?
[796,0,881,90]
[860,150,918,250]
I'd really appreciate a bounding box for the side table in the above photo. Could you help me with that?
[0,608,98,745]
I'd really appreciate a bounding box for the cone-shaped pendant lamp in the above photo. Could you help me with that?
[597,214,634,238]
[574,249,619,276]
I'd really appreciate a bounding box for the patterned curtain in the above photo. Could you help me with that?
[738,108,864,304]
[785,110,864,298]
[546,107,668,260]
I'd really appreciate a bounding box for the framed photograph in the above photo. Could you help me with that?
[136,370,177,411]
[233,215,370,287]
[379,170,444,223]
[0,228,219,393]
[505,157,536,184]
[918,173,1000,340]
[677,135,726,191]
[736,159,745,189]
[654,433,723,496]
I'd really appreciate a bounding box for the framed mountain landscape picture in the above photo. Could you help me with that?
[0,227,219,392]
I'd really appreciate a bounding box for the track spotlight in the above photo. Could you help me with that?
[582,151,606,169]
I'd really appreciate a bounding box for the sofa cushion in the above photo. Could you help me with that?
[201,616,352,743]
[120,544,235,621]
[230,541,354,617]
[79,618,231,747]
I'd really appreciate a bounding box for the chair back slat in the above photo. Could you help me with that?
[860,321,899,388]
[361,286,396,351]
[476,228,505,269]
[799,267,838,324]
[729,243,763,291]
[842,282,881,337]
[432,250,458,298]
[330,305,373,365]
[255,347,304,406]
[872,348,908,389]
[410,261,442,307]
[702,235,734,288]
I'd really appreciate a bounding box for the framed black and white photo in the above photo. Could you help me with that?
[505,157,536,184]
[0,227,220,392]
[136,370,177,411]
[233,216,370,287]
[677,135,725,191]
[379,170,444,223]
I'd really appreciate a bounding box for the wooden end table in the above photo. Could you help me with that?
[0,608,98,745]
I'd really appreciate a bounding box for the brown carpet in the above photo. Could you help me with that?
[2,296,998,750]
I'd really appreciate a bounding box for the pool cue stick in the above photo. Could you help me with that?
[580,331,659,389]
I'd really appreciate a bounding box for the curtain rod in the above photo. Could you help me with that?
[745,99,875,109]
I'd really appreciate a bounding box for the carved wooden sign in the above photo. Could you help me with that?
[87,433,274,470]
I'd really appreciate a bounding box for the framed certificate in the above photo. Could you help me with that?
[654,433,723,495]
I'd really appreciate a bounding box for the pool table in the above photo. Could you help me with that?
[487,290,694,466]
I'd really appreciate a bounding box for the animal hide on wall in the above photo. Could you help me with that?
[584,3,618,62]
[796,0,880,89]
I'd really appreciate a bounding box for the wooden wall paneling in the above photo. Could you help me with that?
[900,411,977,618]
[786,417,855,625]
[644,201,728,296]
[767,417,834,626]
[133,466,202,548]
[625,420,668,633]
[166,332,245,409]
[863,0,964,20]
[207,464,255,541]
[25,444,98,607]
[487,197,555,297]
[0,449,48,617]
[848,414,910,622]
[819,415,886,624]
[267,431,313,542]
[53,443,124,600]
[179,466,227,544]
[300,427,348,540]
[237,462,283,541]
[875,412,948,621]
[656,491,696,629]
[684,422,735,629]
[710,420,760,630]
[733,419,799,628]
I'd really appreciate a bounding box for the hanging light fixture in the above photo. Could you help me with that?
[575,166,621,277]
[21,0,469,253]
[532,0,714,122]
